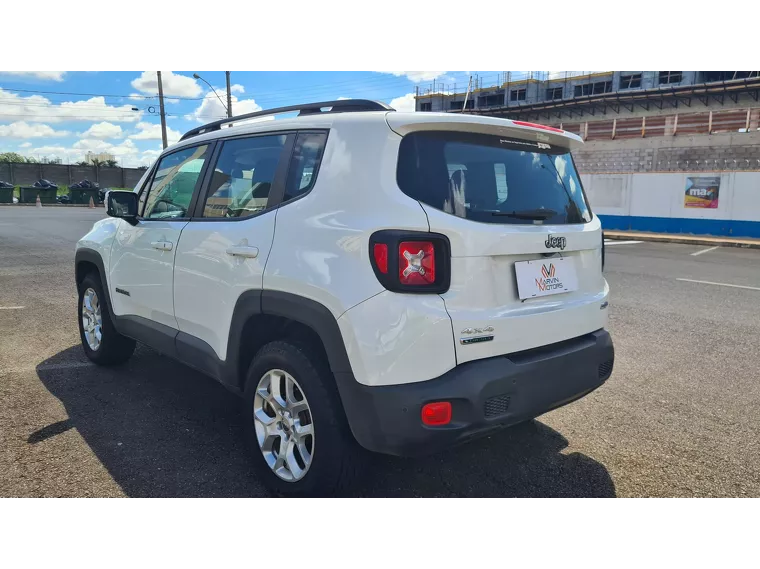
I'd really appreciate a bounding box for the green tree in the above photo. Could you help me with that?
[104,159,119,168]
[0,152,28,163]
[90,158,104,168]
[76,160,90,167]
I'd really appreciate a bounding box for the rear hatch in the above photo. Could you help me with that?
[389,113,608,364]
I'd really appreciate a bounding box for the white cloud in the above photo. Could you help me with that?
[375,63,449,83]
[128,93,146,100]
[131,71,202,97]
[230,84,245,94]
[73,139,114,152]
[187,90,268,123]
[165,98,180,104]
[0,121,70,138]
[337,96,351,100]
[81,121,123,139]
[0,63,66,81]
[72,138,140,158]
[20,142,32,148]
[0,88,142,123]
[27,145,72,158]
[389,93,416,112]
[135,149,162,166]
[131,121,182,145]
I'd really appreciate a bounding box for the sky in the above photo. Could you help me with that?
[0,70,500,168]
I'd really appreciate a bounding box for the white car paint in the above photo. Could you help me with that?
[109,219,187,328]
[173,210,277,360]
[77,108,608,388]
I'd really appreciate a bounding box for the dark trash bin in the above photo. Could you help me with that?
[20,179,58,204]
[0,180,13,204]
[69,179,100,205]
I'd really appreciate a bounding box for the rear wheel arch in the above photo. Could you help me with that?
[227,290,354,399]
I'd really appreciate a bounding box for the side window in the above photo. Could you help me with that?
[142,145,209,219]
[283,132,327,202]
[200,134,287,218]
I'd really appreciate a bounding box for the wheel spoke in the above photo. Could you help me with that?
[295,438,312,468]
[284,439,304,479]
[269,371,287,407]
[294,420,313,438]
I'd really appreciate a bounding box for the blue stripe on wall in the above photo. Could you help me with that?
[598,215,760,238]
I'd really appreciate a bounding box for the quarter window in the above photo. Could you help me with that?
[283,132,327,202]
[200,134,287,218]
[142,145,209,219]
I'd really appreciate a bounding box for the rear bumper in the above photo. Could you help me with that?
[338,329,614,457]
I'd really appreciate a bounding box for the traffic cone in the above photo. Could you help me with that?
[88,196,95,209]
[36,195,42,208]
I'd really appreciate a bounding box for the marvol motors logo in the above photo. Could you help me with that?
[545,235,566,250]
[535,263,563,292]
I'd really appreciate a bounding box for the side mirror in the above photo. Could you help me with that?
[106,190,138,225]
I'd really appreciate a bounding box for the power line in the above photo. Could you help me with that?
[0,73,445,103]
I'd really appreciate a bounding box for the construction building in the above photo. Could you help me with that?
[415,71,760,173]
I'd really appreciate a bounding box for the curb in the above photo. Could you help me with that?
[604,232,760,249]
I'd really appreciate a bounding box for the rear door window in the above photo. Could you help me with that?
[397,131,591,225]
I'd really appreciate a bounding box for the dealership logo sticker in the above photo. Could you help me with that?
[535,263,564,292]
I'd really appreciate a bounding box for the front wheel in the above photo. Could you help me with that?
[243,340,365,497]
[77,273,135,365]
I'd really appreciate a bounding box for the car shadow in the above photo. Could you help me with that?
[35,346,615,498]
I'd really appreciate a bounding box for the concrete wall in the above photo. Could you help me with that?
[583,170,760,237]
[0,162,146,189]
[575,131,760,173]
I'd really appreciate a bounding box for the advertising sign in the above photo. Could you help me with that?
[685,176,720,208]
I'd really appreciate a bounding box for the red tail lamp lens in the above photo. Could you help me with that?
[421,402,452,426]
[398,241,435,285]
[373,243,388,274]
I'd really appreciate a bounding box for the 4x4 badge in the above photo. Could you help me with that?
[545,235,566,250]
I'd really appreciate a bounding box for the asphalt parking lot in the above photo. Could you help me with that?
[1,206,759,497]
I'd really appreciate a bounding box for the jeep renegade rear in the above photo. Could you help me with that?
[75,99,613,497]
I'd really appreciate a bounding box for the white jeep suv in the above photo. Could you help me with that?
[75,99,614,496]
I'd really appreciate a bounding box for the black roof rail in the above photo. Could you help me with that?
[179,99,394,142]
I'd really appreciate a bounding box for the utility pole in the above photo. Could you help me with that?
[157,71,168,149]
[462,75,473,113]
[225,71,233,118]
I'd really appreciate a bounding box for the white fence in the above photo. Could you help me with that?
[583,171,760,238]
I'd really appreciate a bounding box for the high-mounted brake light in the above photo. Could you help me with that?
[512,120,564,134]
[421,402,452,426]
[398,241,435,285]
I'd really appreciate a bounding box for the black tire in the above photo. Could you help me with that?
[242,340,365,497]
[77,272,135,365]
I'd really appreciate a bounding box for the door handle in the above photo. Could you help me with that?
[151,240,173,251]
[226,245,259,259]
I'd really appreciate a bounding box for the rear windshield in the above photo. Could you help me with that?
[397,131,592,225]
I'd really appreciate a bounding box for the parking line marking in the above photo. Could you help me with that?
[691,246,719,257]
[677,278,760,291]
[604,240,642,245]
[0,306,25,310]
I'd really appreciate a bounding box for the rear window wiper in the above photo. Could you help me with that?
[490,208,558,220]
